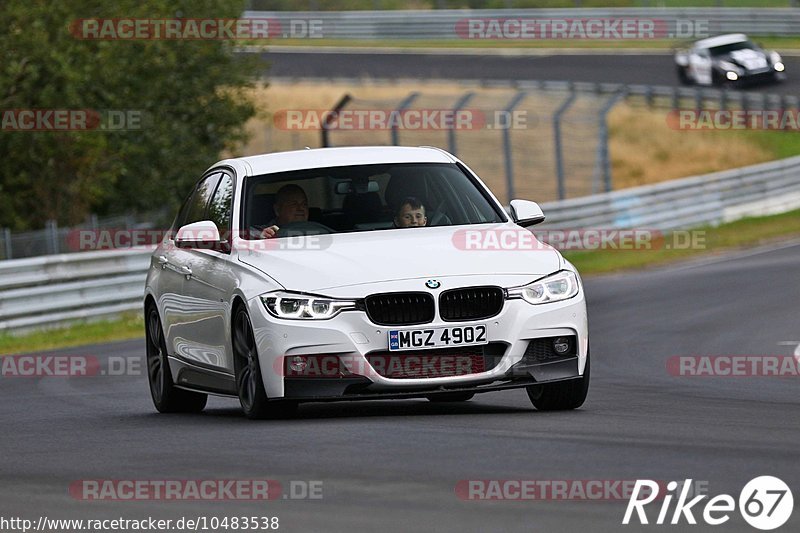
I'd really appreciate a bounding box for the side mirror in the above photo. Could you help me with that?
[509,199,545,227]
[175,220,228,251]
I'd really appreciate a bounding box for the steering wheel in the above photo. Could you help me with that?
[276,221,334,237]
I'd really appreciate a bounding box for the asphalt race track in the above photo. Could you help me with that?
[261,50,800,95]
[1,242,799,532]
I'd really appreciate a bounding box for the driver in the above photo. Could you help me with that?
[261,184,308,238]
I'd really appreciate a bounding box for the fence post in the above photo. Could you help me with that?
[448,91,475,156]
[391,92,419,146]
[2,227,11,260]
[501,91,527,203]
[595,89,628,194]
[320,93,352,148]
[46,219,59,255]
[553,85,577,200]
[671,87,680,111]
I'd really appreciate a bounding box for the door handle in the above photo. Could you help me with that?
[179,265,193,278]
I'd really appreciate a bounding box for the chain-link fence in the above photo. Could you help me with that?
[0,213,168,261]
[318,86,614,203]
[264,81,797,205]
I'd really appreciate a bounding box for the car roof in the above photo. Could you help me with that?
[694,33,749,50]
[213,146,456,176]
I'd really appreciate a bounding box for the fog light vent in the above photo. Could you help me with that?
[553,338,571,355]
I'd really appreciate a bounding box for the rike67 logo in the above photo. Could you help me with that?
[623,477,793,530]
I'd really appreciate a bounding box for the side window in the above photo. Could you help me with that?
[208,173,234,233]
[183,173,222,226]
[171,190,194,233]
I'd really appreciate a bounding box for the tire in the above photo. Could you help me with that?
[145,305,207,413]
[233,306,297,420]
[677,66,691,85]
[526,350,590,411]
[426,392,475,402]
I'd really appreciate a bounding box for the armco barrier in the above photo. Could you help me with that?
[540,155,800,230]
[1,154,799,333]
[0,249,152,332]
[243,8,800,40]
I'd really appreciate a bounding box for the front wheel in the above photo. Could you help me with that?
[526,350,590,411]
[145,305,207,413]
[233,307,297,420]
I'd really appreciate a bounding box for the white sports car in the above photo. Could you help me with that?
[144,146,589,419]
[675,33,786,86]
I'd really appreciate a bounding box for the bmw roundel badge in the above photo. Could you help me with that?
[425,279,441,289]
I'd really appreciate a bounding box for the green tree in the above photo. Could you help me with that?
[0,0,262,230]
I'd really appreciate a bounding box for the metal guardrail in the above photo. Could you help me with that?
[0,249,151,332]
[1,154,799,333]
[540,155,800,229]
[244,8,800,39]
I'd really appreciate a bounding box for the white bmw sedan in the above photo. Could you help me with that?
[144,146,589,419]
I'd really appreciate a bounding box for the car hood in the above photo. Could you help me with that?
[716,48,769,71]
[237,224,562,293]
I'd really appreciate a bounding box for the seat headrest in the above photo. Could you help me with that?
[384,171,429,211]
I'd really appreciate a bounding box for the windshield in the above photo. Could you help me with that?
[241,162,506,239]
[708,41,757,57]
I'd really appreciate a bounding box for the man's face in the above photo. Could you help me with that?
[395,204,427,228]
[274,190,308,225]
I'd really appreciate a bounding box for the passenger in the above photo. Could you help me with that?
[394,196,427,228]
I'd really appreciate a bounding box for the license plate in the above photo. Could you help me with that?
[388,325,488,351]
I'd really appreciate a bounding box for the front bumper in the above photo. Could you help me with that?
[247,290,588,400]
[726,68,785,86]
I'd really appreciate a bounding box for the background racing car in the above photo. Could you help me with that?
[675,33,786,87]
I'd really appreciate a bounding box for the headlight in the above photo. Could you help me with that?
[774,61,785,72]
[506,271,580,305]
[261,291,358,320]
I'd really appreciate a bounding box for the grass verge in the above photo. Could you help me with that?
[0,312,144,356]
[245,81,800,196]
[2,209,799,355]
[259,36,800,51]
[563,207,800,274]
